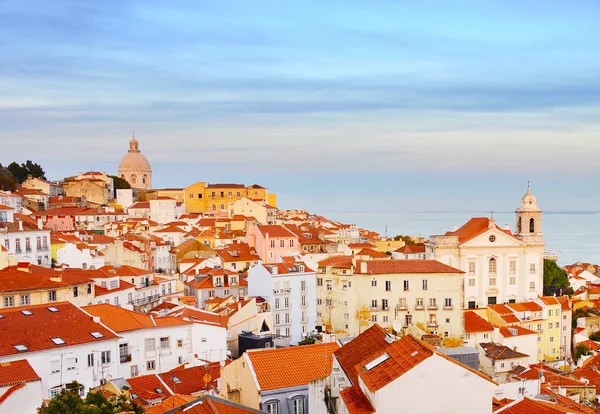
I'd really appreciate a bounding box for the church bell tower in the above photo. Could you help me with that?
[515,184,543,245]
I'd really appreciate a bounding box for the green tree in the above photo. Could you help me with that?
[543,259,572,296]
[0,164,17,191]
[109,175,131,191]
[24,160,46,179]
[299,335,317,345]
[590,331,600,342]
[7,161,27,183]
[5,160,46,183]
[576,344,590,361]
[38,382,143,414]
[393,234,424,246]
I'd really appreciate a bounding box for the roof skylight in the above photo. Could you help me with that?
[21,310,33,316]
[131,393,138,399]
[14,344,28,351]
[47,307,59,312]
[90,332,104,338]
[155,388,163,394]
[171,376,182,384]
[51,337,65,345]
[364,353,390,371]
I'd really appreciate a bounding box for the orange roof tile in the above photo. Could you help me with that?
[499,326,537,337]
[158,361,224,395]
[508,302,542,312]
[246,342,339,391]
[0,302,118,356]
[318,255,354,269]
[394,245,426,254]
[355,248,389,259]
[464,311,494,333]
[83,304,191,332]
[497,397,588,414]
[145,395,196,414]
[163,395,264,413]
[355,260,463,274]
[340,385,375,414]
[127,374,172,406]
[0,359,41,386]
[444,217,520,244]
[256,225,297,239]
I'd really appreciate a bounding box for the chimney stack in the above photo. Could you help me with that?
[488,218,496,229]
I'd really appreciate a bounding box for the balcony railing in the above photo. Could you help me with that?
[428,305,438,310]
[129,294,160,306]
[398,304,407,311]
[444,305,453,310]
[428,322,438,328]
[120,354,132,363]
[415,305,424,310]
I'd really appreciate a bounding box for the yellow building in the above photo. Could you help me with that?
[0,265,95,308]
[155,188,185,203]
[0,246,16,269]
[375,239,405,253]
[62,179,110,205]
[183,182,275,214]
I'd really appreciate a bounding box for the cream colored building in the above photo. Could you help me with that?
[316,258,464,340]
[428,187,545,309]
[118,136,152,189]
[228,197,276,225]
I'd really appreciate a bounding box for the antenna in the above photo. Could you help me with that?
[491,210,494,219]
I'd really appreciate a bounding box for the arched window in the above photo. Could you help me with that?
[489,258,497,274]
[220,204,225,210]
[142,174,147,184]
[529,218,535,233]
[517,217,522,233]
[212,204,217,211]
[131,174,137,184]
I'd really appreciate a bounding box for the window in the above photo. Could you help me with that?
[275,298,280,309]
[145,338,155,352]
[371,315,377,322]
[4,296,14,307]
[147,360,156,370]
[15,238,20,253]
[36,236,41,249]
[510,260,516,274]
[317,299,322,306]
[403,280,409,291]
[344,313,349,320]
[530,281,536,291]
[382,299,388,310]
[160,337,170,349]
[292,397,305,414]
[383,315,388,323]
[289,240,294,247]
[446,318,450,323]
[326,280,332,291]
[422,279,428,290]
[489,258,497,274]
[49,386,62,399]
[119,343,129,362]
[280,240,285,248]
[550,336,554,342]
[530,263,536,274]
[301,295,307,307]
[384,280,391,291]
[549,310,553,316]
[529,218,535,233]
[284,297,290,308]
[444,298,452,309]
[468,262,475,275]
[275,313,280,325]
[270,240,275,248]
[87,353,94,367]
[371,279,377,287]
[509,277,516,285]
[25,237,31,252]
[555,322,559,328]
[301,280,307,292]
[398,298,407,309]
[416,298,424,309]
[469,278,475,286]
[483,333,489,339]
[177,339,183,348]
[428,298,437,309]
[209,290,215,298]
[101,350,111,364]
[371,299,378,310]
[20,294,30,306]
[87,284,92,294]
[265,401,279,414]
[73,286,78,297]
[342,280,348,291]
[405,314,412,325]
[317,278,323,286]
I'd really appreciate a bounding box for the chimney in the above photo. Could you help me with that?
[37,218,43,230]
[237,302,242,311]
[17,218,23,232]
[488,218,496,229]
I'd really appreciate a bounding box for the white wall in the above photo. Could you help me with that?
[57,243,105,270]
[0,380,43,414]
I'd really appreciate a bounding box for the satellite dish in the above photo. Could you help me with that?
[392,320,402,333]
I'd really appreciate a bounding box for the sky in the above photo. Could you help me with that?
[1,0,599,215]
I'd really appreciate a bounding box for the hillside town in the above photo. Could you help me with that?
[2,138,600,414]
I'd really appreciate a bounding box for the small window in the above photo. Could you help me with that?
[20,310,33,316]
[14,344,28,352]
[90,332,104,338]
[489,235,496,243]
[51,337,65,345]
[47,306,59,312]
[147,360,156,370]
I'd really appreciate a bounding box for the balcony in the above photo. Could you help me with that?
[415,304,424,310]
[428,305,438,310]
[129,294,160,306]
[120,354,132,363]
[398,304,408,311]
[428,322,438,328]
[444,305,453,310]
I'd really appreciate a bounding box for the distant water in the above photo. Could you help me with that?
[322,211,600,266]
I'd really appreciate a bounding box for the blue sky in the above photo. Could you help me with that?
[1,0,599,214]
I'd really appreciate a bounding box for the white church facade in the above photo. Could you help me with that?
[428,187,545,308]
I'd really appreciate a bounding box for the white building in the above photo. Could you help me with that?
[478,342,530,383]
[323,329,498,414]
[0,218,51,267]
[428,187,544,308]
[248,261,317,344]
[0,191,22,213]
[464,311,494,348]
[98,265,161,312]
[0,359,43,414]
[127,201,150,218]
[150,197,178,225]
[0,302,120,401]
[56,242,106,270]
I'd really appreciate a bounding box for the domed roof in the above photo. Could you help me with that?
[520,184,538,209]
[118,137,152,172]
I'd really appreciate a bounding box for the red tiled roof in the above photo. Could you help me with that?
[256,225,297,239]
[162,395,264,413]
[479,343,529,360]
[145,395,196,414]
[94,280,136,296]
[0,359,41,386]
[497,397,588,413]
[340,385,375,414]
[444,217,521,245]
[318,256,354,269]
[394,245,426,254]
[83,304,191,332]
[334,325,390,385]
[158,361,224,395]
[464,311,494,333]
[355,260,463,274]
[499,326,537,337]
[0,302,118,356]
[157,225,187,233]
[508,302,542,312]
[355,248,389,259]
[98,265,151,277]
[246,342,340,391]
[127,374,172,406]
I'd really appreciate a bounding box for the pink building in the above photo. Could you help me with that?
[245,224,300,261]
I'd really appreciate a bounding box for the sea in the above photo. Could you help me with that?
[322,211,600,267]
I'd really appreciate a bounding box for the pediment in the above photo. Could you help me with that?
[461,227,525,248]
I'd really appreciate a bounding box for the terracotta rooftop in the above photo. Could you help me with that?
[158,361,224,396]
[160,395,265,413]
[499,326,537,337]
[355,260,463,274]
[508,302,542,313]
[245,342,339,391]
[479,343,529,360]
[355,248,390,259]
[83,303,191,332]
[318,255,354,269]
[340,385,375,414]
[495,397,589,413]
[256,225,297,239]
[464,311,494,333]
[444,217,521,245]
[0,302,118,356]
[0,359,41,387]
[394,245,426,254]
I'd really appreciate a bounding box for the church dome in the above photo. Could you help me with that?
[118,137,152,172]
[520,185,538,209]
